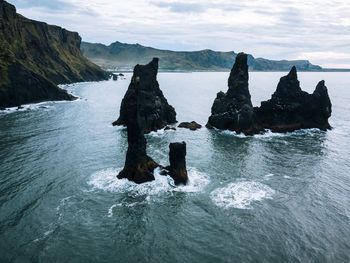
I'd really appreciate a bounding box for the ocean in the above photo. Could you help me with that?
[0,72,349,262]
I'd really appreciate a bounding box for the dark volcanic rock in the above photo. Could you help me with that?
[207,53,332,134]
[1,63,75,107]
[0,0,108,107]
[113,58,177,133]
[255,67,332,132]
[117,84,159,184]
[164,126,176,131]
[178,121,202,131]
[168,142,188,185]
[112,74,118,81]
[206,53,258,134]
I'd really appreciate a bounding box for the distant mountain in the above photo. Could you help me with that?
[0,0,108,108]
[81,41,322,72]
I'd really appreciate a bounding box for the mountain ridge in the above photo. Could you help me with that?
[81,41,327,72]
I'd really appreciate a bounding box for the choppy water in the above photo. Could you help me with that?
[0,72,350,262]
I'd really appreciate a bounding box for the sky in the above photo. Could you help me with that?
[8,0,350,68]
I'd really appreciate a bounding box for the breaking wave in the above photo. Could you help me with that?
[211,181,275,209]
[88,167,210,197]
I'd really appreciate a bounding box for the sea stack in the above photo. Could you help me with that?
[117,76,158,184]
[206,53,257,134]
[113,58,177,133]
[168,142,188,185]
[207,53,332,134]
[255,67,332,132]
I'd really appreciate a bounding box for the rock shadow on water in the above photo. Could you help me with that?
[261,128,328,157]
[207,129,254,178]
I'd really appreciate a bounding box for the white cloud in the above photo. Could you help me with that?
[7,0,350,68]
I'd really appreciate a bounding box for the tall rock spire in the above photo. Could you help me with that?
[113,57,177,133]
[206,53,256,134]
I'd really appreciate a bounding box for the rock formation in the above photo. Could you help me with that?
[0,0,108,107]
[206,53,258,134]
[164,126,176,131]
[168,142,188,185]
[207,53,332,134]
[255,67,332,132]
[178,121,202,131]
[113,58,177,133]
[117,81,159,184]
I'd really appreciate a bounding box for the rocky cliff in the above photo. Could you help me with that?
[0,0,108,107]
[113,58,177,133]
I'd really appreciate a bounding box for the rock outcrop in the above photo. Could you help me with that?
[207,53,258,134]
[113,58,176,133]
[255,67,332,132]
[167,142,188,185]
[207,53,332,134]
[112,74,118,81]
[0,0,108,107]
[178,121,202,131]
[117,82,159,184]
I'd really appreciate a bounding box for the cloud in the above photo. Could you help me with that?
[10,0,75,11]
[6,0,350,68]
[152,1,207,13]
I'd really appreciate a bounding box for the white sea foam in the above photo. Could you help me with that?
[56,195,74,211]
[0,96,84,115]
[219,128,322,139]
[148,129,165,137]
[264,173,274,179]
[88,167,210,197]
[147,127,176,137]
[107,202,143,217]
[0,102,53,114]
[108,204,117,217]
[211,181,275,209]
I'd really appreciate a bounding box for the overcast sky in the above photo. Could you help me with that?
[8,0,350,68]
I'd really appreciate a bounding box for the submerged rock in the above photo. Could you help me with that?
[207,53,332,134]
[206,53,257,134]
[178,121,202,131]
[168,142,188,185]
[112,58,177,133]
[117,83,159,184]
[255,67,332,132]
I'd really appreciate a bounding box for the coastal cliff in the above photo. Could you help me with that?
[0,0,108,107]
